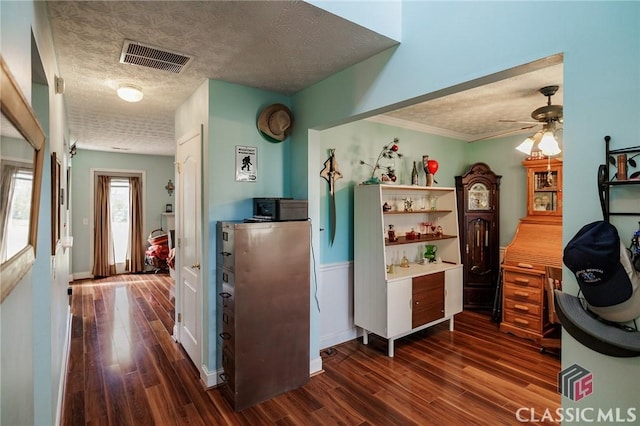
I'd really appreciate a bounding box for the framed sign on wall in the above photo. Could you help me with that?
[235,145,257,182]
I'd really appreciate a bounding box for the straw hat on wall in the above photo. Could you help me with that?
[257,104,293,142]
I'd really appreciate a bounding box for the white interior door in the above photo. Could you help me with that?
[176,128,202,370]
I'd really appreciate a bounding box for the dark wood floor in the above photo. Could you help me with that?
[62,274,560,425]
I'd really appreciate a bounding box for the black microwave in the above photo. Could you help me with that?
[253,198,308,221]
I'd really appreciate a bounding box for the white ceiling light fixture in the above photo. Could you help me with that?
[513,85,563,157]
[538,130,562,156]
[515,136,535,155]
[117,84,143,102]
[517,123,562,157]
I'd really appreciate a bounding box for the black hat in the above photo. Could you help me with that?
[563,221,640,323]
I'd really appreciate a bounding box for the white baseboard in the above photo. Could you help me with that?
[55,306,72,426]
[310,356,323,375]
[320,328,359,351]
[71,271,92,281]
[201,364,220,389]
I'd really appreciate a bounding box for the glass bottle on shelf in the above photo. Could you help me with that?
[411,161,419,185]
[387,225,398,242]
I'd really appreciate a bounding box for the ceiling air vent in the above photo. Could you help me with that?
[119,40,193,74]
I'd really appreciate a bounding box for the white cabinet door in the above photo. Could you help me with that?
[386,278,412,337]
[445,266,463,317]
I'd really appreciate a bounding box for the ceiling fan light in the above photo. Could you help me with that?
[117,84,143,102]
[515,137,535,155]
[539,131,561,156]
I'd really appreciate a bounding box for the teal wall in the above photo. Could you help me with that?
[317,121,530,264]
[3,1,639,422]
[465,133,529,247]
[208,80,291,222]
[206,79,292,370]
[70,150,175,274]
[294,0,640,415]
[317,120,471,263]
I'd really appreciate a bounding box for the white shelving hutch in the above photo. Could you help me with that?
[354,184,463,356]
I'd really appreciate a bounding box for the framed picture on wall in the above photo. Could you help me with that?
[66,166,70,210]
[235,145,257,182]
[51,152,61,253]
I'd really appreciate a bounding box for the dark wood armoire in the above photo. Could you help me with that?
[455,163,501,309]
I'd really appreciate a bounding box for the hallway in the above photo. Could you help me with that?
[62,274,560,425]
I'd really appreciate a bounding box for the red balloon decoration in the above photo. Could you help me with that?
[427,159,439,175]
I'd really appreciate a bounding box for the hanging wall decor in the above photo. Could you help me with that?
[320,148,343,246]
[235,145,257,182]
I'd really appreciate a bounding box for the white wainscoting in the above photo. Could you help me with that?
[319,261,359,350]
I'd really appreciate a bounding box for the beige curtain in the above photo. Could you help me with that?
[126,176,145,272]
[92,175,116,277]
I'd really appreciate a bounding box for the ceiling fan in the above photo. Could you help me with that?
[501,85,563,126]
[472,85,563,146]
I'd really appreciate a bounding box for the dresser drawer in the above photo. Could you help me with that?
[221,345,235,391]
[503,309,542,333]
[503,298,542,317]
[219,318,235,353]
[503,283,543,305]
[219,225,235,270]
[219,279,235,312]
[504,270,543,289]
[221,309,235,336]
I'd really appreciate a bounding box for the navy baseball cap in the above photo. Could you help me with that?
[563,221,640,323]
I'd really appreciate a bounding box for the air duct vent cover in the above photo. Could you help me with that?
[120,40,193,74]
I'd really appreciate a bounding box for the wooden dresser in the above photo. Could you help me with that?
[501,222,562,340]
[500,158,562,341]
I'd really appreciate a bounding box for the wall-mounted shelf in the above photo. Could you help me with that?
[598,135,640,221]
[384,210,452,215]
[385,234,456,246]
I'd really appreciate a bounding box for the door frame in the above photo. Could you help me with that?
[174,126,204,381]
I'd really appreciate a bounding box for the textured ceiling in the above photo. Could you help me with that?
[373,62,563,142]
[47,0,398,156]
[47,1,563,157]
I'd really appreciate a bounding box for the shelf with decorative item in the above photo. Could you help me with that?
[599,135,640,221]
[385,234,457,246]
[383,209,452,215]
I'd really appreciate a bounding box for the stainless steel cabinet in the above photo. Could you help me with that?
[217,221,310,411]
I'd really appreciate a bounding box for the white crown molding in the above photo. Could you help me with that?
[366,115,475,141]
